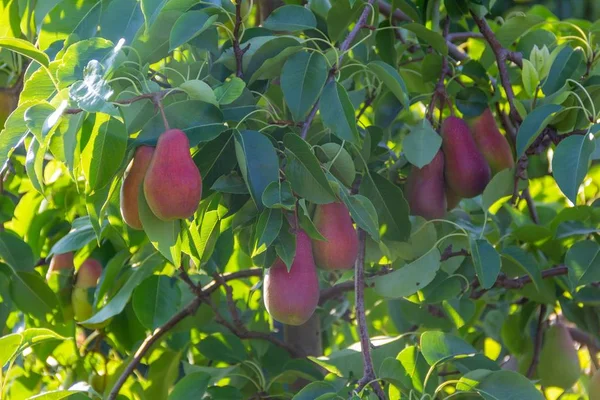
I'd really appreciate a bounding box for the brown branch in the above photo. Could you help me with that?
[440,245,469,261]
[447,32,483,42]
[107,297,202,400]
[526,305,546,378]
[300,0,377,139]
[470,11,521,122]
[354,228,386,399]
[357,93,375,120]
[232,0,250,78]
[523,188,539,224]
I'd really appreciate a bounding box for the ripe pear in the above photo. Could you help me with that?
[312,202,358,270]
[120,145,155,229]
[445,185,461,211]
[468,108,514,175]
[72,258,103,322]
[143,129,202,220]
[441,116,491,198]
[263,230,319,326]
[590,369,600,400]
[538,323,581,389]
[46,252,75,320]
[405,150,446,220]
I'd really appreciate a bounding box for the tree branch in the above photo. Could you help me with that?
[233,0,250,78]
[526,305,546,378]
[107,297,203,400]
[354,228,386,399]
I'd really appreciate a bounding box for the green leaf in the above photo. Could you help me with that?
[283,133,337,204]
[522,59,540,97]
[420,331,477,366]
[0,37,50,67]
[179,80,218,105]
[403,119,441,168]
[27,390,85,400]
[360,172,411,242]
[292,382,337,400]
[319,81,359,143]
[368,248,440,298]
[24,102,56,142]
[482,167,528,212]
[138,189,182,265]
[0,333,21,368]
[275,227,296,271]
[5,268,59,320]
[281,51,328,121]
[317,143,356,188]
[252,208,283,257]
[543,46,586,95]
[502,246,543,291]
[234,130,279,210]
[403,23,448,55]
[81,114,128,191]
[297,199,326,241]
[50,217,99,255]
[0,232,35,273]
[26,138,45,194]
[168,372,211,400]
[169,11,218,51]
[83,254,163,326]
[133,275,182,330]
[470,238,500,289]
[193,130,237,191]
[262,181,296,210]
[552,134,595,204]
[368,61,409,106]
[0,100,39,174]
[455,87,488,118]
[565,240,600,289]
[141,0,169,28]
[263,5,317,32]
[516,104,562,156]
[99,0,145,45]
[336,187,379,241]
[456,370,544,400]
[95,250,130,309]
[214,77,246,105]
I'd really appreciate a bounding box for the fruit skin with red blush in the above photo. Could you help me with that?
[405,149,447,220]
[121,145,155,229]
[312,201,358,270]
[468,108,515,175]
[72,258,103,322]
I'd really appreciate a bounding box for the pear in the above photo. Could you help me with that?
[312,201,358,270]
[445,185,461,211]
[263,230,319,326]
[468,108,514,175]
[405,150,446,220]
[72,258,103,321]
[46,252,75,320]
[441,116,491,198]
[46,252,74,280]
[143,129,202,220]
[538,323,581,389]
[121,146,155,229]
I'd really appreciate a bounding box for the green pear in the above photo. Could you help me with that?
[538,323,581,389]
[72,258,102,321]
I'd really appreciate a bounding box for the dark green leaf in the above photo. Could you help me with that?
[368,61,409,106]
[0,38,50,67]
[281,51,328,121]
[169,11,218,51]
[403,119,441,168]
[263,5,317,32]
[516,104,562,156]
[402,23,448,55]
[133,275,182,330]
[319,81,359,143]
[470,238,500,289]
[552,134,595,204]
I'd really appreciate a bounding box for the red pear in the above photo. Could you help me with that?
[405,150,447,220]
[121,146,155,229]
[46,252,74,280]
[441,116,491,198]
[312,202,358,270]
[72,258,103,321]
[468,108,514,175]
[263,230,319,326]
[445,185,461,210]
[143,129,202,220]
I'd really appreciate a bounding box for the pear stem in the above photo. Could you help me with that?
[156,97,170,130]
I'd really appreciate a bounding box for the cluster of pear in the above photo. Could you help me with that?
[406,108,514,219]
[46,253,103,321]
[120,129,203,228]
[264,202,358,326]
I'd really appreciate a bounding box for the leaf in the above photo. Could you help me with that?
[95,250,130,308]
[0,100,39,174]
[99,0,145,45]
[26,138,45,194]
[402,23,448,55]
[359,172,411,242]
[516,104,562,156]
[82,254,164,326]
[234,130,279,210]
[27,390,85,400]
[263,5,317,32]
[275,227,296,271]
[455,87,488,118]
[193,130,237,191]
[180,80,218,105]
[319,81,359,143]
[297,199,326,241]
[470,238,501,289]
[252,208,283,257]
[0,37,50,67]
[368,248,441,299]
[168,372,211,399]
[138,189,182,265]
[136,100,225,147]
[456,370,544,400]
[50,217,99,255]
[552,134,595,204]
[0,333,21,368]
[420,331,477,366]
[262,181,295,210]
[522,59,540,97]
[368,61,409,106]
[141,0,169,28]
[81,114,128,191]
[403,119,441,168]
[501,246,543,291]
[133,275,182,330]
[565,240,600,289]
[482,167,528,212]
[335,184,379,241]
[169,11,218,51]
[214,77,246,105]
[281,51,328,121]
[543,46,586,95]
[292,382,337,400]
[283,133,337,204]
[6,268,59,320]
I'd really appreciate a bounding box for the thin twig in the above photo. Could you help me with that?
[522,188,539,224]
[233,0,250,78]
[526,305,546,378]
[354,228,386,399]
[357,93,375,120]
[426,17,451,125]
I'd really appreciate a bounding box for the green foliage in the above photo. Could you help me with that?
[0,0,599,399]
